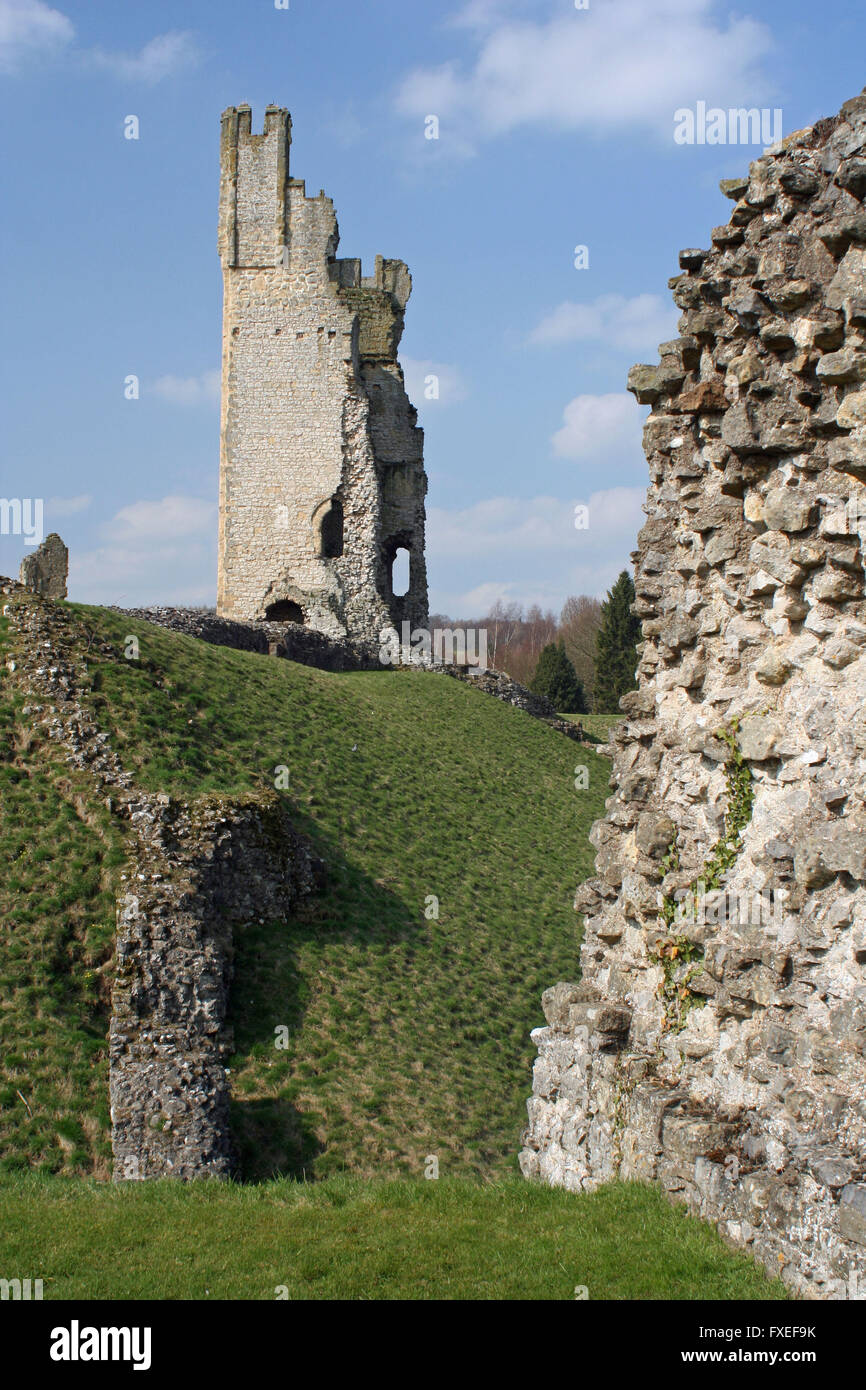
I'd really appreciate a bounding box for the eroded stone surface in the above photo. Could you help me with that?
[19,532,67,600]
[110,792,316,1180]
[521,93,866,1300]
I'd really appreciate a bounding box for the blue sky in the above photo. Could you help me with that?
[1,0,863,613]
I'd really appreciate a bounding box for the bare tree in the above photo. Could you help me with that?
[559,595,603,706]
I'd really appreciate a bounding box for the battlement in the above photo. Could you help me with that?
[331,253,412,323]
[219,105,414,309]
[222,103,292,148]
[219,105,292,268]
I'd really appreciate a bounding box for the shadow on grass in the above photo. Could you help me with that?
[230,1096,323,1181]
[227,820,421,1182]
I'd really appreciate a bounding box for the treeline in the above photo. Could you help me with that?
[431,570,640,714]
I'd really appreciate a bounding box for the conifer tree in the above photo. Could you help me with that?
[594,570,640,711]
[530,640,587,713]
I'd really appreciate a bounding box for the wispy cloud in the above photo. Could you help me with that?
[0,0,73,73]
[395,0,774,150]
[152,370,221,406]
[429,487,644,558]
[89,30,201,84]
[446,0,535,32]
[322,102,367,149]
[69,495,216,607]
[427,486,646,611]
[47,494,92,517]
[0,4,201,83]
[552,391,645,463]
[529,293,679,355]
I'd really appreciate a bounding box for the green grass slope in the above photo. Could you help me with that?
[73,604,607,1181]
[0,615,122,1177]
[0,601,788,1300]
[2,602,609,1181]
[0,1175,786,1300]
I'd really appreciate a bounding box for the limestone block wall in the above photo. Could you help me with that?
[521,92,866,1299]
[217,105,428,642]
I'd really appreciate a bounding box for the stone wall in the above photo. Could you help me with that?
[111,792,316,1180]
[521,92,866,1299]
[2,584,319,1179]
[217,106,428,643]
[114,605,382,671]
[19,532,67,600]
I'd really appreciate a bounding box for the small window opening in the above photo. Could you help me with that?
[391,546,410,598]
[318,498,344,559]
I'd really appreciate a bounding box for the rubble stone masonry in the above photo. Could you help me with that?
[521,91,866,1299]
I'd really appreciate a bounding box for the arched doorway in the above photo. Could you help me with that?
[265,600,305,623]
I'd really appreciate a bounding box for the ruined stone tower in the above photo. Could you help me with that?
[217,105,428,641]
[521,91,866,1299]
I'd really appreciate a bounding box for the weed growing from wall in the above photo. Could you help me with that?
[652,717,755,1032]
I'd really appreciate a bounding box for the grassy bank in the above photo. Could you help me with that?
[3,601,609,1180]
[0,1173,786,1301]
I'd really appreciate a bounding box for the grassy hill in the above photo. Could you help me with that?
[1,600,609,1181]
[0,613,122,1177]
[0,598,787,1299]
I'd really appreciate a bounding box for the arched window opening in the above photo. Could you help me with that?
[318,498,344,559]
[391,546,410,599]
[265,600,305,624]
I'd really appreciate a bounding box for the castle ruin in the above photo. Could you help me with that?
[521,91,866,1299]
[217,105,428,642]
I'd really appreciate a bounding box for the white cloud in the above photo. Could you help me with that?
[89,30,200,84]
[69,495,216,606]
[0,0,73,72]
[529,293,679,354]
[396,0,774,147]
[47,494,91,517]
[110,495,215,542]
[552,391,645,462]
[427,487,646,611]
[448,579,518,612]
[0,6,200,82]
[152,370,221,406]
[429,495,575,557]
[429,488,644,557]
[402,357,468,407]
